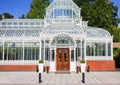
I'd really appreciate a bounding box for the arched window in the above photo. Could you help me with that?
[51,34,75,47]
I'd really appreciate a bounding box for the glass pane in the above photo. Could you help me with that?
[24,42,39,60]
[108,43,111,56]
[64,53,68,62]
[71,50,74,61]
[52,50,54,61]
[58,53,62,62]
[59,49,62,53]
[95,43,99,56]
[16,47,23,60]
[45,48,50,60]
[3,42,18,60]
[64,49,68,53]
[0,43,3,60]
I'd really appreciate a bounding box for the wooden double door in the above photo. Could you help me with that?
[56,48,70,71]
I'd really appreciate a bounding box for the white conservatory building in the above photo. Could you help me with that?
[0,0,115,71]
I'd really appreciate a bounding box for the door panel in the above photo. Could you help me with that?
[56,48,70,71]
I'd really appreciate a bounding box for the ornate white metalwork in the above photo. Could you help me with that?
[0,0,113,67]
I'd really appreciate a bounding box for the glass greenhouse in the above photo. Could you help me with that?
[0,0,114,71]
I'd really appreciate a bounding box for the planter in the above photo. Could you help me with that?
[77,61,80,66]
[38,64,43,73]
[81,63,86,73]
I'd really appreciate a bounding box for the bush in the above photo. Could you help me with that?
[80,60,85,63]
[39,60,43,63]
[113,48,120,68]
[114,57,120,68]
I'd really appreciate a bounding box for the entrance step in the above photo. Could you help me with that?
[55,71,71,74]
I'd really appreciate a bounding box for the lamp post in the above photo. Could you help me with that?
[82,72,85,83]
[38,60,43,83]
[80,60,86,83]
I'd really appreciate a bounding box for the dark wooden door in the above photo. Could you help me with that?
[56,48,70,71]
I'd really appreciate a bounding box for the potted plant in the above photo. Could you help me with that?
[80,60,86,73]
[38,60,44,73]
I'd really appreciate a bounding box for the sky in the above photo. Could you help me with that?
[0,0,119,26]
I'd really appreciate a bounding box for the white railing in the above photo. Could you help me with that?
[0,60,38,65]
[86,56,112,60]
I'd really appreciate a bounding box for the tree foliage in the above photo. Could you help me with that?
[26,0,50,19]
[73,0,118,33]
[114,48,120,68]
[112,27,120,42]
[118,18,120,23]
[0,13,14,19]
[0,14,2,20]
[19,14,26,19]
[73,0,120,66]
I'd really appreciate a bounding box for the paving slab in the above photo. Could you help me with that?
[0,71,120,85]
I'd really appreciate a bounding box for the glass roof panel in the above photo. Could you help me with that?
[14,30,24,37]
[24,30,39,37]
[85,27,111,37]
[0,30,6,37]
[0,26,111,38]
[5,30,15,37]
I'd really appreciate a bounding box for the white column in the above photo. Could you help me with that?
[30,43,32,60]
[81,38,82,60]
[82,39,84,60]
[76,47,78,61]
[106,41,108,60]
[54,47,56,61]
[72,4,73,19]
[44,34,45,61]
[111,36,113,60]
[22,36,24,65]
[48,47,50,61]
[84,37,86,64]
[50,47,52,61]
[70,47,71,71]
[2,40,4,64]
[97,42,99,60]
[54,47,56,71]
[74,48,76,61]
[93,43,95,60]
[7,44,8,60]
[34,43,36,61]
[70,47,71,61]
[39,37,41,60]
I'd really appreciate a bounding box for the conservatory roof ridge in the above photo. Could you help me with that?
[1,19,44,21]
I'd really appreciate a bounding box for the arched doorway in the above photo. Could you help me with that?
[51,34,75,71]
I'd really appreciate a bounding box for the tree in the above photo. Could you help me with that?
[119,18,120,29]
[118,18,120,23]
[112,27,120,42]
[73,0,118,33]
[26,0,50,19]
[0,14,2,20]
[19,14,26,19]
[2,13,14,19]
[114,48,120,68]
